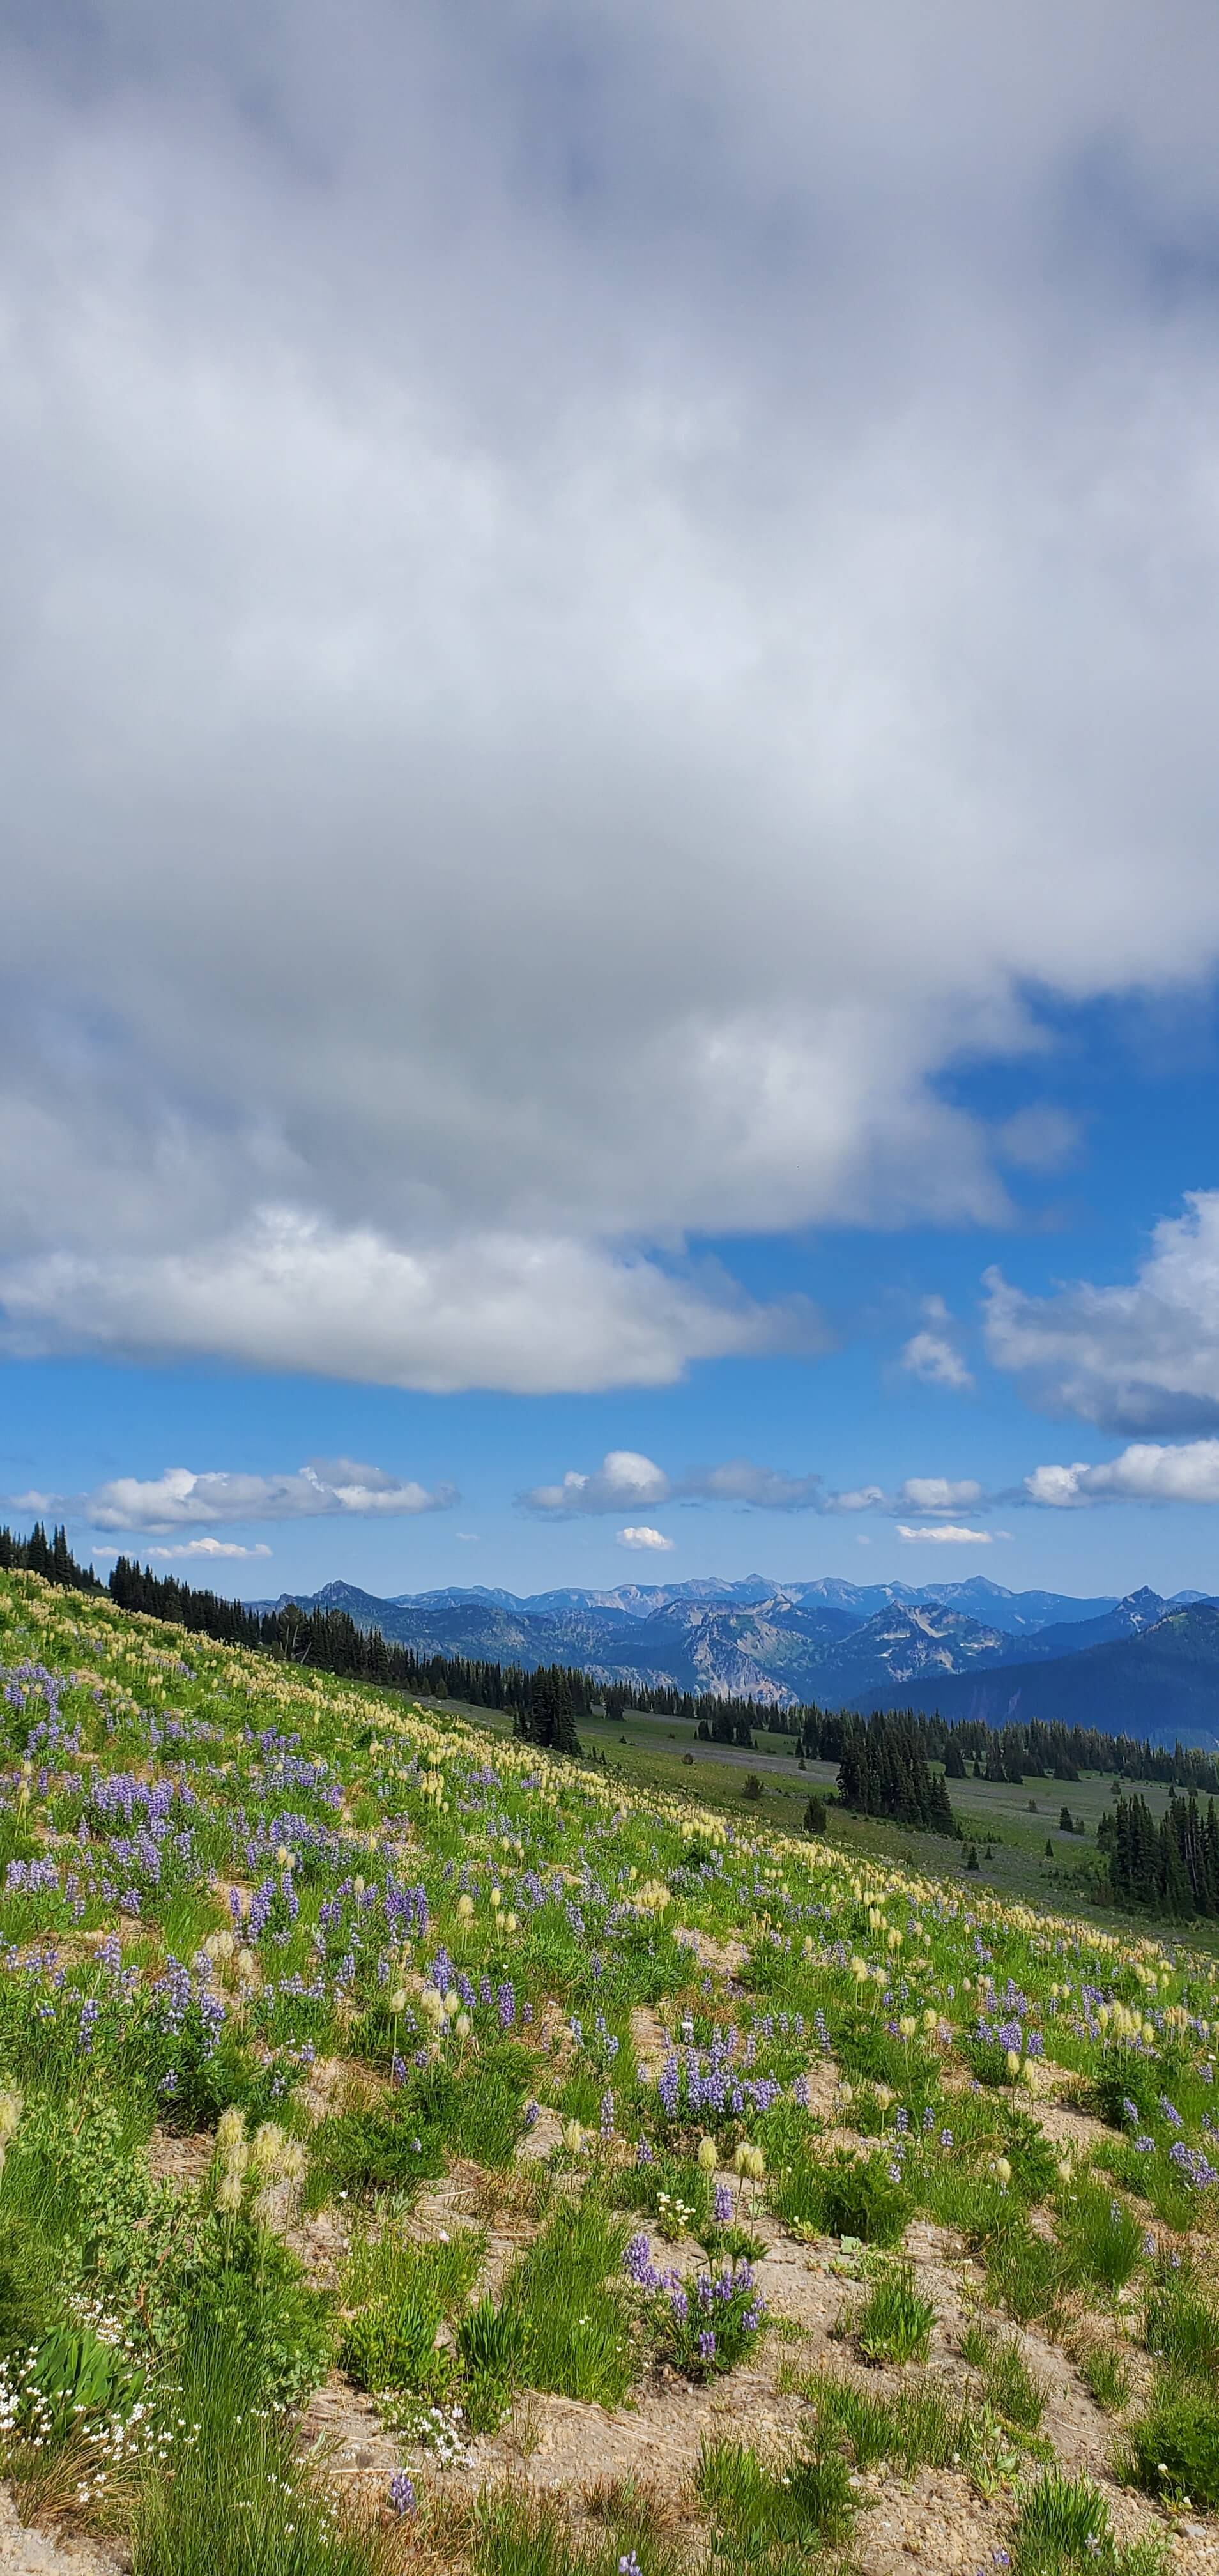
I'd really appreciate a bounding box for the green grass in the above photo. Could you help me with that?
[128,2326,399,2576]
[339,2227,484,2402]
[1118,2369,1219,2510]
[1070,2338,1130,2413]
[1010,2469,1167,2575]
[1141,2260,1219,2377]
[852,2261,935,2365]
[1057,2179,1143,2296]
[471,2484,688,2576]
[800,2367,972,2476]
[498,2191,635,2405]
[960,2320,1046,2432]
[696,2433,857,2563]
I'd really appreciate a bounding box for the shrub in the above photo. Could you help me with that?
[304,2101,445,2209]
[655,2257,767,2382]
[770,2147,912,2246]
[341,2292,448,2400]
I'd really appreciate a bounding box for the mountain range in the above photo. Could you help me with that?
[248,1573,1219,1747]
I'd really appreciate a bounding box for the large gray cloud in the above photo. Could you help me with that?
[4,7,1219,1386]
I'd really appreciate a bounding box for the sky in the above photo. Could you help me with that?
[4,3,1219,1604]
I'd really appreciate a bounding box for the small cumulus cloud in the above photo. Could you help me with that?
[22,1459,458,1533]
[1025,1438,1219,1506]
[617,1525,675,1551]
[900,1298,974,1391]
[522,1450,670,1514]
[896,1522,995,1544]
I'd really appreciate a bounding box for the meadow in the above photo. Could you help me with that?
[0,1567,1216,2575]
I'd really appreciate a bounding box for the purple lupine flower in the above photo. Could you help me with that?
[523,2100,540,2130]
[712,2182,733,2226]
[623,2232,661,2289]
[670,2286,689,2324]
[1169,2141,1219,2189]
[600,2089,616,2137]
[697,2330,716,2361]
[388,2471,416,2515]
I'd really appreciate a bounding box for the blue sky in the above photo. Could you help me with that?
[4,6,1219,1606]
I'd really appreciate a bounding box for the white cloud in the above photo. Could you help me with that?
[523,1451,994,1519]
[897,1476,984,1514]
[4,14,1219,1380]
[986,1195,1219,1433]
[523,1450,848,1515]
[1025,1438,1219,1506]
[901,1301,974,1391]
[91,1538,272,1560]
[0,1217,820,1395]
[59,1459,456,1533]
[896,1522,994,1544]
[524,1451,671,1514]
[617,1526,675,1552]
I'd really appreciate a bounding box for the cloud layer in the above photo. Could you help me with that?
[521,1452,990,1519]
[986,1195,1219,1434]
[4,12,1219,1383]
[43,1460,457,1533]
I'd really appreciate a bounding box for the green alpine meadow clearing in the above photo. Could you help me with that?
[0,1566,1216,2576]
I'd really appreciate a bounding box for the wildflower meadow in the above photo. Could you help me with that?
[0,1566,1215,2574]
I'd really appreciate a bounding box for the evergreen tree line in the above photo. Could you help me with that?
[1098,1790,1219,1919]
[834,1712,960,1837]
[0,1522,102,1591]
[4,1523,1218,1795]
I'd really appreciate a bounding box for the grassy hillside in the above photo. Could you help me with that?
[0,1569,1216,2575]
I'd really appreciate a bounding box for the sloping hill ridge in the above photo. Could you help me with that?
[858,1601,1219,1749]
